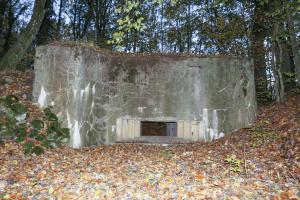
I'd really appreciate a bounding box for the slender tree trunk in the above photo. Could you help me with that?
[72,0,77,40]
[94,0,101,45]
[81,0,93,39]
[36,0,54,45]
[93,0,109,46]
[0,0,7,28]
[77,2,83,38]
[160,1,164,51]
[197,39,202,54]
[287,13,300,86]
[277,41,286,101]
[187,4,191,54]
[0,0,8,37]
[272,22,286,102]
[133,30,138,53]
[251,2,268,103]
[3,3,14,55]
[271,41,281,102]
[0,0,46,70]
[277,21,294,92]
[56,0,64,39]
[0,0,7,56]
[2,2,27,55]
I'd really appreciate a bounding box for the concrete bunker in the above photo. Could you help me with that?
[33,43,257,147]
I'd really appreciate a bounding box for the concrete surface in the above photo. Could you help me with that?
[33,43,256,147]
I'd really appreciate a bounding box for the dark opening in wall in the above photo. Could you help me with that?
[141,122,177,136]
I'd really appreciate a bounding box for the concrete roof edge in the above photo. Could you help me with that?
[38,42,252,61]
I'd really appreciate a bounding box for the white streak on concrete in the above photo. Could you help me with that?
[91,101,94,109]
[194,78,202,114]
[67,111,72,129]
[38,86,47,107]
[203,108,209,141]
[209,128,216,141]
[85,83,90,93]
[73,89,77,99]
[218,132,224,139]
[72,120,81,148]
[247,102,251,108]
[92,84,96,95]
[80,89,85,100]
[203,108,209,128]
[212,109,218,139]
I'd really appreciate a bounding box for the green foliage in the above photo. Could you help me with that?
[108,0,146,45]
[224,154,242,173]
[256,78,272,104]
[0,95,69,155]
[249,126,277,148]
[283,71,296,84]
[109,0,178,46]
[0,193,7,199]
[0,95,26,137]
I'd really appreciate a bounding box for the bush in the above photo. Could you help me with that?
[0,95,69,155]
[224,154,242,174]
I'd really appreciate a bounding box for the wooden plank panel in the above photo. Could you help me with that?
[183,121,191,139]
[134,120,140,137]
[116,118,123,141]
[122,119,129,140]
[177,121,184,138]
[198,120,206,141]
[128,119,135,139]
[191,121,199,141]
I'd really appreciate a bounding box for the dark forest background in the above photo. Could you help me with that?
[0,0,299,104]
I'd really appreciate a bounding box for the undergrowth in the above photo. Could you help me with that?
[0,95,69,155]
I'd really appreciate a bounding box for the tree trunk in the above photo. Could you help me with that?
[56,0,64,39]
[72,0,77,40]
[160,1,164,51]
[2,2,14,55]
[271,40,280,102]
[80,0,93,39]
[0,0,46,70]
[93,0,110,47]
[272,23,285,102]
[77,2,83,38]
[251,1,268,103]
[36,0,54,45]
[287,12,300,86]
[0,0,7,56]
[0,0,8,38]
[186,4,191,54]
[276,21,295,92]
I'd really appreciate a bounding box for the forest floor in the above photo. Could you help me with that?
[0,70,300,200]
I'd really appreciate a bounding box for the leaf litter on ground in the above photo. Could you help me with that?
[0,70,299,199]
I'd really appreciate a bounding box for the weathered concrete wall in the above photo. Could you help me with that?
[33,44,256,147]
